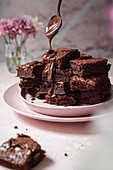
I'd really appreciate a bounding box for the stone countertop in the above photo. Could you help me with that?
[0,59,113,170]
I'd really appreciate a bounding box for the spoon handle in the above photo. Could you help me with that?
[57,0,62,17]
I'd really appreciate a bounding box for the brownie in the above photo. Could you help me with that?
[77,94,107,105]
[70,74,111,91]
[55,48,80,69]
[46,94,77,106]
[42,47,80,66]
[53,82,70,95]
[16,61,45,78]
[70,58,111,77]
[80,53,92,59]
[0,134,45,170]
[77,89,111,105]
[19,78,41,88]
[42,48,79,83]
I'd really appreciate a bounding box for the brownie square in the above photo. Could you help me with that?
[70,74,111,91]
[0,134,45,170]
[46,94,77,106]
[70,58,111,77]
[55,48,80,69]
[16,61,45,78]
[80,53,92,59]
[77,88,111,105]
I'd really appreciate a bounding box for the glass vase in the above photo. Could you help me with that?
[5,41,27,73]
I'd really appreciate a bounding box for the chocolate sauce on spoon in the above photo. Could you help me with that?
[45,0,62,50]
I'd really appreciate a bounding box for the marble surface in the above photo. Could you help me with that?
[0,0,113,62]
[0,59,113,170]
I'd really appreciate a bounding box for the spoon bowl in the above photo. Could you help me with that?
[45,14,62,39]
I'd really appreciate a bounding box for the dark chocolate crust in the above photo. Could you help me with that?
[0,134,45,170]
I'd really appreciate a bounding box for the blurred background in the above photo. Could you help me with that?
[0,0,113,62]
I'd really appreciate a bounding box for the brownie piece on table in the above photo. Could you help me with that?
[70,74,111,91]
[19,78,41,88]
[0,134,45,170]
[46,94,76,106]
[53,82,70,95]
[16,61,45,78]
[70,58,111,77]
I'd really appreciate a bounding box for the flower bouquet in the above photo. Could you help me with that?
[0,15,43,73]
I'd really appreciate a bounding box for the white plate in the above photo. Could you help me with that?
[3,83,113,122]
[19,76,113,117]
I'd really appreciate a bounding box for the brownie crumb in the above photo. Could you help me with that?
[26,129,28,131]
[14,126,18,129]
[64,153,68,156]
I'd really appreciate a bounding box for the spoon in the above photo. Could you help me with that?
[45,0,62,50]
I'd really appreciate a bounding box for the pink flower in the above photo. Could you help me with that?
[0,17,37,41]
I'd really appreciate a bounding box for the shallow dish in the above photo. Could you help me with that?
[19,76,113,117]
[3,83,112,122]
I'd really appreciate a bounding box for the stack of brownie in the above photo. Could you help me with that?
[16,61,45,97]
[40,48,80,105]
[70,58,111,104]
[16,48,111,106]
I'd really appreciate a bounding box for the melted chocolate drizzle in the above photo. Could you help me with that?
[43,0,62,97]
